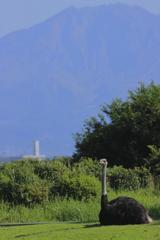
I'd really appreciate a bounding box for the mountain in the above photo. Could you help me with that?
[0,3,160,157]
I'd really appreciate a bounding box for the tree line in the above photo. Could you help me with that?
[72,81,160,173]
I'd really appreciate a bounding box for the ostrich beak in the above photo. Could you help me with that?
[100,159,108,164]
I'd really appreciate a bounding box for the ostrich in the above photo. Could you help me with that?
[99,159,153,225]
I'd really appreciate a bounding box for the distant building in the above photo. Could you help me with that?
[0,141,46,162]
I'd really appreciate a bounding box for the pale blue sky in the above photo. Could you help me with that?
[0,0,160,38]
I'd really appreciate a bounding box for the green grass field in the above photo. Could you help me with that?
[0,220,160,240]
[0,188,160,239]
[0,188,160,223]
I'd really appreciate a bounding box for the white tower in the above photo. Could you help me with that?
[34,140,40,156]
[0,140,46,162]
[22,140,45,160]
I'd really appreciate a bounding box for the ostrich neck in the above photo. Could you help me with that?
[102,164,107,195]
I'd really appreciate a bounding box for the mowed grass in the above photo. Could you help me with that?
[0,220,160,240]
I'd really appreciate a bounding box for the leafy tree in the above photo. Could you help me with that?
[72,114,108,161]
[144,145,160,174]
[73,81,160,168]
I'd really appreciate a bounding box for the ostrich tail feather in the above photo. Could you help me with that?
[147,215,153,223]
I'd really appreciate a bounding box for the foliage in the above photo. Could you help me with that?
[33,159,68,183]
[107,166,140,191]
[0,158,101,204]
[0,160,49,206]
[72,114,108,162]
[144,145,160,174]
[107,166,151,191]
[72,157,101,180]
[73,81,160,168]
[0,157,153,206]
[52,156,72,168]
[55,171,100,201]
[133,166,151,188]
[1,187,160,224]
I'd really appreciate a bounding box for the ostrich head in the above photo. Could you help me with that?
[100,159,108,195]
[100,158,108,166]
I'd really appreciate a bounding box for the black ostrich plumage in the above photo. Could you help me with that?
[99,195,151,225]
[99,159,152,225]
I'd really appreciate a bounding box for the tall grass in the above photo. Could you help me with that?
[0,187,160,223]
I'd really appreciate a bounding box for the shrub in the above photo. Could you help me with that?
[72,157,101,179]
[0,161,49,206]
[0,158,152,205]
[133,167,151,188]
[0,173,12,202]
[52,156,72,168]
[107,166,140,191]
[34,159,68,181]
[13,182,49,206]
[33,160,71,198]
[55,171,101,201]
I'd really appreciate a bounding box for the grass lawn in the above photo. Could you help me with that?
[0,220,160,240]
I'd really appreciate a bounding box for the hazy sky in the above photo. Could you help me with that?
[0,0,160,38]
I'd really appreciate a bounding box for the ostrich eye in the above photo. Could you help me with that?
[100,158,107,164]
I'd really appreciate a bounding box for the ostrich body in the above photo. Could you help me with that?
[99,159,153,225]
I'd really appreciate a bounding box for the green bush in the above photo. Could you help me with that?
[34,159,68,181]
[0,173,12,202]
[0,158,152,205]
[72,158,101,179]
[52,156,72,168]
[55,171,101,201]
[33,160,71,198]
[0,161,49,206]
[107,166,140,191]
[107,166,151,191]
[133,167,151,188]
[13,182,49,206]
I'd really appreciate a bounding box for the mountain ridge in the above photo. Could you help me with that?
[0,3,160,157]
